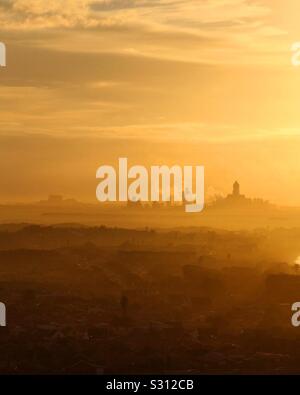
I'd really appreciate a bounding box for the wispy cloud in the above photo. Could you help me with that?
[0,0,287,64]
[0,0,296,145]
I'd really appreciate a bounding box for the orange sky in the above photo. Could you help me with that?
[1,0,300,205]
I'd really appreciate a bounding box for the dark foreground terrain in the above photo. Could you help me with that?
[0,224,300,374]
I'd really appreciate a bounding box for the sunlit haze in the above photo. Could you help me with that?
[1,0,300,205]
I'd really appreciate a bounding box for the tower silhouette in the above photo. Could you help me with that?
[232,181,240,197]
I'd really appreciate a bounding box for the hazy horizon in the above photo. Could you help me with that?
[1,1,300,205]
